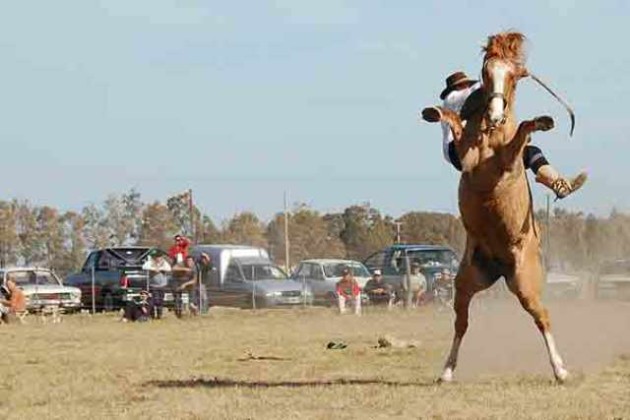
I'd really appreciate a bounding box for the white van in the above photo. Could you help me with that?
[190,245,312,308]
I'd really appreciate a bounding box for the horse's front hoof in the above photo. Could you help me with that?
[535,116,555,131]
[421,107,442,123]
[554,367,569,384]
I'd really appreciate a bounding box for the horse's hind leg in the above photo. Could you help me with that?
[506,250,569,382]
[440,262,491,382]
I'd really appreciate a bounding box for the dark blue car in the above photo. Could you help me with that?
[363,244,459,296]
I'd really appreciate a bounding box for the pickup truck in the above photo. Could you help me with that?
[65,247,168,311]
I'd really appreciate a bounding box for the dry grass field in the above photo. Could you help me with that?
[1,298,629,420]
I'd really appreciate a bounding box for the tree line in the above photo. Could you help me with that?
[0,189,625,275]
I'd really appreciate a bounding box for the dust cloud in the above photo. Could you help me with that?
[453,294,630,379]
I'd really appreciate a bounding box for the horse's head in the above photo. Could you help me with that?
[482,32,529,129]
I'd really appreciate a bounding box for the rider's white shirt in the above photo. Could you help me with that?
[441,82,481,163]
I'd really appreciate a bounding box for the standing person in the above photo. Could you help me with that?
[142,250,171,319]
[172,255,198,317]
[335,267,361,315]
[437,71,587,200]
[0,277,26,324]
[168,234,191,264]
[403,262,427,307]
[364,270,394,308]
[194,252,215,314]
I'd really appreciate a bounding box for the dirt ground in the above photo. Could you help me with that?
[1,297,629,419]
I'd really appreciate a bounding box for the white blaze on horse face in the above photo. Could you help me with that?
[487,61,510,125]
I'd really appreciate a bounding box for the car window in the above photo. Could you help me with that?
[225,263,242,283]
[295,264,311,278]
[364,251,386,272]
[241,264,288,281]
[310,264,324,280]
[35,271,60,286]
[83,251,99,271]
[323,263,369,278]
[407,249,459,268]
[5,271,59,286]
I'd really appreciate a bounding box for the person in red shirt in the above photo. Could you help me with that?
[0,278,26,324]
[168,234,191,264]
[335,267,361,315]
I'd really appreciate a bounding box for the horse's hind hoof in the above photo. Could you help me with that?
[534,116,554,131]
[421,107,442,123]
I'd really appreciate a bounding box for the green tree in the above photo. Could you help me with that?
[0,200,19,267]
[16,201,42,265]
[221,212,267,248]
[267,205,346,267]
[37,206,65,271]
[58,211,88,275]
[137,201,178,250]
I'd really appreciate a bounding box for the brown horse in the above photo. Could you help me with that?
[422,32,569,382]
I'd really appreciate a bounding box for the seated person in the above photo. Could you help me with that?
[122,290,152,322]
[0,277,26,324]
[403,262,428,307]
[364,270,394,307]
[335,267,361,315]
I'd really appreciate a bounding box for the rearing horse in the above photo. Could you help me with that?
[422,32,569,382]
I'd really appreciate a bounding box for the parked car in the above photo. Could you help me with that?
[291,259,371,306]
[544,271,582,299]
[595,260,630,300]
[1,267,82,313]
[65,247,167,311]
[363,244,460,297]
[190,244,312,308]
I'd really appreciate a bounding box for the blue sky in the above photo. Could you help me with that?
[1,1,628,222]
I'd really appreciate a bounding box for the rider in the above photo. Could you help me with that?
[438,71,587,200]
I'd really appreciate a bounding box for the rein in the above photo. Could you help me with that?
[529,73,575,136]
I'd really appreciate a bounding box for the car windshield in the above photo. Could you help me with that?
[100,248,154,269]
[5,271,60,286]
[241,264,288,281]
[601,260,630,275]
[323,263,370,278]
[407,249,459,268]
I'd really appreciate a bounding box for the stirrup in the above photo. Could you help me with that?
[552,172,587,200]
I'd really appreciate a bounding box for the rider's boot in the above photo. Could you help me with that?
[535,165,588,200]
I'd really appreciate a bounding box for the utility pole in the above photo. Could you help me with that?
[284,191,290,272]
[188,188,195,244]
[394,221,403,244]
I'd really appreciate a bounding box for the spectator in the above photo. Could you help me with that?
[168,234,191,264]
[171,255,198,317]
[142,250,171,319]
[403,262,427,307]
[122,290,152,323]
[336,267,361,315]
[364,270,394,308]
[194,252,215,314]
[0,277,26,324]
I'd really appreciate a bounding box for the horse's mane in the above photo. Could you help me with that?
[483,32,526,64]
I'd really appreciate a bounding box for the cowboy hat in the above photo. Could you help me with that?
[440,71,478,100]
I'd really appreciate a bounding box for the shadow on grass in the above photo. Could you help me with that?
[146,377,437,389]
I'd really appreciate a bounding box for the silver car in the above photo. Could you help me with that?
[1,268,82,313]
[292,259,371,306]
